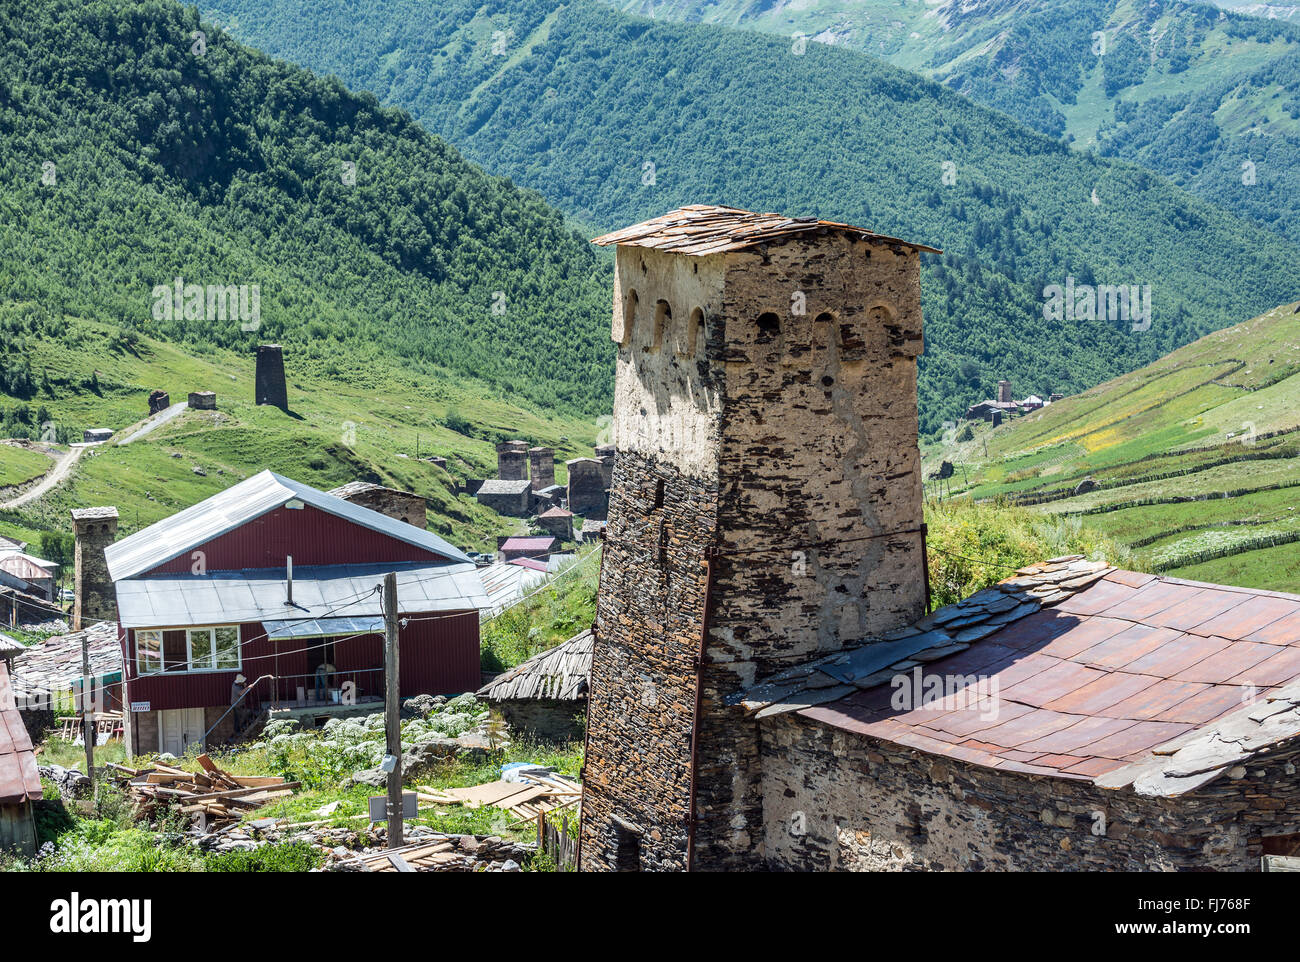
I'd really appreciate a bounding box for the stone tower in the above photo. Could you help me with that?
[997,379,1013,403]
[496,440,528,481]
[255,344,289,409]
[579,206,936,871]
[528,446,555,492]
[71,506,119,630]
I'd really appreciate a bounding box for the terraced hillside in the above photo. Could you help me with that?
[923,299,1300,592]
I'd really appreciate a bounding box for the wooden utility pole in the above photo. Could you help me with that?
[81,632,94,787]
[382,572,403,848]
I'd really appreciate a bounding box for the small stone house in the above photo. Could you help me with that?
[477,629,592,741]
[475,478,533,517]
[577,204,1300,872]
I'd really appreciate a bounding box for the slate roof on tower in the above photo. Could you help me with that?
[591,204,941,256]
[738,558,1300,797]
[105,469,472,580]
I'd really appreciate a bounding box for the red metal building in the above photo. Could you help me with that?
[105,471,488,755]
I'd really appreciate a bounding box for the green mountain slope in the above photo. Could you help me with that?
[597,0,1300,242]
[202,0,1300,434]
[0,0,613,420]
[924,298,1300,592]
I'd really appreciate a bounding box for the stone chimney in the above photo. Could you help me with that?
[997,379,1012,403]
[528,447,555,492]
[255,344,288,409]
[580,206,931,872]
[496,440,528,481]
[594,443,616,489]
[71,507,119,630]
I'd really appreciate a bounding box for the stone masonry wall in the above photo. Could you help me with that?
[689,237,928,868]
[760,713,1300,871]
[71,507,118,630]
[582,234,929,871]
[580,450,719,871]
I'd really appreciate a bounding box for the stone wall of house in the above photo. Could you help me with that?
[338,487,426,528]
[759,713,1300,871]
[498,698,586,742]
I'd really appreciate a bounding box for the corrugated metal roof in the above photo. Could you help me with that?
[264,615,385,639]
[106,470,471,580]
[501,537,557,552]
[0,556,51,582]
[0,660,40,804]
[114,561,489,629]
[476,562,549,618]
[591,204,941,256]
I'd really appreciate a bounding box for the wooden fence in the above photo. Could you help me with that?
[537,809,578,872]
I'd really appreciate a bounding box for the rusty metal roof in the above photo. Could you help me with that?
[0,660,41,805]
[739,560,1300,796]
[591,204,941,256]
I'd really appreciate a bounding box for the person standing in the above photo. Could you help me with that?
[315,659,335,703]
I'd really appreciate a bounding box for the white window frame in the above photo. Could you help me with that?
[136,629,163,675]
[185,625,242,673]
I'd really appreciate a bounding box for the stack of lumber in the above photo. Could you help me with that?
[352,838,461,872]
[416,770,580,823]
[109,754,298,829]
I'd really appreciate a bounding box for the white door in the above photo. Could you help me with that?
[158,708,206,755]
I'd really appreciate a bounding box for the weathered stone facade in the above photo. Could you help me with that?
[496,441,528,481]
[581,228,929,871]
[254,344,288,409]
[71,506,118,630]
[500,699,586,742]
[329,482,426,528]
[475,478,532,516]
[188,391,217,410]
[760,713,1300,871]
[148,389,170,414]
[528,447,555,492]
[566,458,608,516]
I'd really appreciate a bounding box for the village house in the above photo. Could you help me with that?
[577,204,1300,872]
[0,656,40,855]
[91,470,487,756]
[478,628,592,740]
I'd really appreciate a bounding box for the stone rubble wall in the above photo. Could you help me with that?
[760,712,1300,871]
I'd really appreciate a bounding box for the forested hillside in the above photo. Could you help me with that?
[0,0,613,418]
[599,0,1300,243]
[202,0,1300,433]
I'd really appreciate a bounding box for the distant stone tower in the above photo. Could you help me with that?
[528,446,555,492]
[255,344,289,409]
[71,507,119,630]
[496,441,528,481]
[997,379,1013,403]
[579,206,936,871]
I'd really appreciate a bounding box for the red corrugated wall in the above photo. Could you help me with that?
[122,612,480,712]
[141,504,449,575]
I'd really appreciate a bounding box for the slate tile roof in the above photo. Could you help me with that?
[591,204,941,257]
[477,629,593,703]
[737,558,1300,796]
